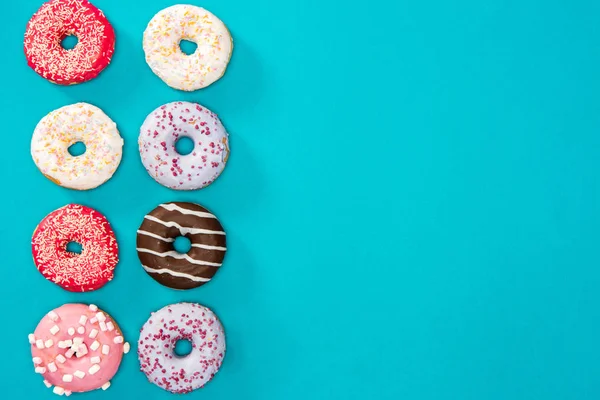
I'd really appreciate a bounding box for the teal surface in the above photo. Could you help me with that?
[3,0,600,399]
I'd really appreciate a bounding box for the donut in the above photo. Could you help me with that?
[138,303,225,393]
[32,204,119,292]
[29,303,129,395]
[143,5,233,91]
[138,101,230,190]
[31,103,124,190]
[136,202,227,290]
[24,0,115,85]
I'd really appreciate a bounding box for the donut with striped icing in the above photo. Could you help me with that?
[32,204,119,292]
[143,5,233,91]
[24,0,115,85]
[136,202,226,290]
[138,303,225,394]
[29,303,130,395]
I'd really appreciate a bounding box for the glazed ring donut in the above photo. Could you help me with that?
[138,303,225,394]
[24,0,115,85]
[138,101,229,190]
[136,202,227,290]
[143,4,233,91]
[32,204,119,292]
[31,103,124,190]
[29,303,130,395]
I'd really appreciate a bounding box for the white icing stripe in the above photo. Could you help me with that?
[191,243,227,251]
[144,215,226,235]
[141,265,211,282]
[159,203,216,219]
[136,248,222,267]
[137,230,174,242]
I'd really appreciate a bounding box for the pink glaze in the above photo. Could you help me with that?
[30,303,127,393]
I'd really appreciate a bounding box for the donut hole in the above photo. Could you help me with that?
[174,339,193,357]
[60,34,79,50]
[179,39,198,55]
[66,241,83,255]
[175,136,194,156]
[173,236,192,254]
[68,141,86,157]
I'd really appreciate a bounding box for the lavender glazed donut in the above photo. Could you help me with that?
[138,101,230,190]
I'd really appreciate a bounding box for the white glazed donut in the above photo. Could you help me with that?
[138,303,226,394]
[143,5,233,91]
[31,103,124,190]
[138,101,230,190]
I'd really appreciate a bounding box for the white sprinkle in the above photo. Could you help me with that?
[35,367,46,374]
[56,354,66,364]
[67,328,75,336]
[101,381,111,390]
[73,337,83,345]
[77,326,85,335]
[50,325,60,335]
[36,339,44,349]
[123,342,130,354]
[95,312,106,322]
[91,356,101,364]
[88,364,101,375]
[102,345,110,355]
[99,321,107,331]
[43,380,52,388]
[58,341,67,349]
[65,391,72,397]
[113,336,124,344]
[74,370,85,379]
[48,311,59,322]
[44,339,54,348]
[33,357,42,364]
[89,329,99,339]
[79,315,88,325]
[48,362,57,373]
[65,349,74,358]
[89,304,98,312]
[106,321,115,331]
[76,344,88,357]
[28,334,36,344]
[53,386,65,395]
[62,374,73,382]
[90,317,98,324]
[90,341,100,351]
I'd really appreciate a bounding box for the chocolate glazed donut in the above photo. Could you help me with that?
[136,202,226,289]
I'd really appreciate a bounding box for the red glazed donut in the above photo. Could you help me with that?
[31,204,119,292]
[24,0,115,85]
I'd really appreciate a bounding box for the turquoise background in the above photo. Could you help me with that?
[3,0,600,398]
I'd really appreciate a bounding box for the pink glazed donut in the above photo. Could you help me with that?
[28,304,130,395]
[138,303,226,394]
[138,101,230,190]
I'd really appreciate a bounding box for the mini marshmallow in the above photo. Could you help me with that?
[74,370,85,379]
[44,339,54,348]
[35,367,46,374]
[89,304,98,312]
[50,325,60,335]
[76,344,88,357]
[99,321,107,331]
[48,362,57,373]
[123,342,130,354]
[56,354,67,364]
[90,341,100,351]
[113,336,124,344]
[77,326,85,334]
[36,339,44,349]
[65,391,72,397]
[90,317,98,324]
[58,341,67,349]
[65,349,74,358]
[91,356,101,364]
[89,329,99,339]
[43,380,52,388]
[79,315,88,325]
[48,311,59,321]
[107,322,115,331]
[28,334,35,344]
[67,327,75,336]
[101,381,111,390]
[96,312,106,322]
[53,386,65,395]
[102,345,110,355]
[33,357,42,364]
[73,337,84,345]
[62,374,73,382]
[88,364,101,375]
